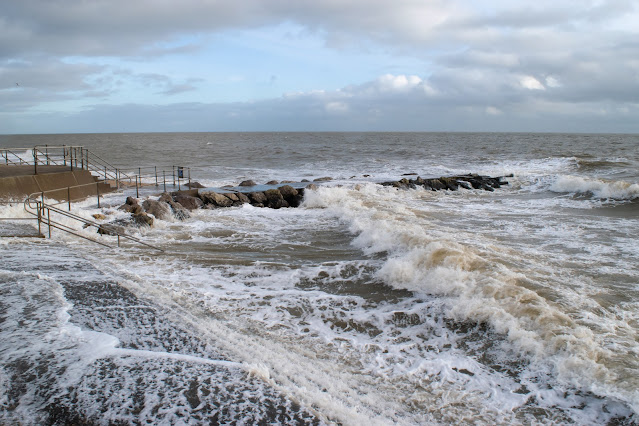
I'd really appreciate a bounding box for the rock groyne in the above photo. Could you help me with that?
[108,174,511,227]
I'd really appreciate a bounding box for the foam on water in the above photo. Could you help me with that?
[551,175,639,200]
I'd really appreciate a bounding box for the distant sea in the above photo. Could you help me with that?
[1,132,638,424]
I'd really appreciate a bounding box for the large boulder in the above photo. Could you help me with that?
[174,193,204,210]
[248,192,267,206]
[142,199,173,220]
[239,180,257,187]
[199,190,233,207]
[133,212,154,227]
[278,185,302,207]
[264,188,286,209]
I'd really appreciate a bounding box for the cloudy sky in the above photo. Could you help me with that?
[1,0,638,134]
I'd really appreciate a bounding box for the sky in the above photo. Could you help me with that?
[1,0,638,134]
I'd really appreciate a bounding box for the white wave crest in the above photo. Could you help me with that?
[550,175,639,200]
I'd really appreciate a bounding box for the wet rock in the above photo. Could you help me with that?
[92,213,106,220]
[266,180,279,185]
[264,189,285,209]
[133,212,154,227]
[248,192,267,205]
[142,199,172,220]
[173,193,203,211]
[236,193,250,204]
[168,200,191,220]
[239,180,257,187]
[223,192,239,202]
[186,181,205,189]
[199,190,233,207]
[313,177,333,182]
[97,223,125,236]
[279,185,302,207]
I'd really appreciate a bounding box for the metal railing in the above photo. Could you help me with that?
[23,184,164,252]
[2,145,192,195]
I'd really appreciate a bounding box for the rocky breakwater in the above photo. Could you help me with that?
[98,174,510,234]
[380,173,512,192]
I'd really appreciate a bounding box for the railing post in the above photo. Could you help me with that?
[33,148,37,175]
[63,145,67,166]
[173,166,176,187]
[70,147,74,171]
[47,208,51,238]
[104,166,107,181]
[136,175,139,198]
[68,187,71,211]
[45,145,49,165]
[80,147,84,169]
[37,203,42,236]
[155,166,158,187]
[96,183,100,208]
[188,168,191,188]
[163,170,166,192]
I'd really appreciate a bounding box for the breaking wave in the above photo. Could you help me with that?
[550,175,639,200]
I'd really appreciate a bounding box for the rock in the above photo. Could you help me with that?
[239,180,257,187]
[236,193,250,204]
[97,223,125,236]
[174,193,203,210]
[186,181,206,189]
[248,192,267,205]
[158,192,172,203]
[264,189,285,209]
[133,212,154,227]
[223,192,239,202]
[301,179,310,182]
[199,190,233,207]
[125,196,139,206]
[92,213,106,220]
[278,185,302,207]
[313,177,332,182]
[266,180,279,185]
[118,203,143,214]
[142,199,172,220]
[305,183,318,191]
[168,201,191,220]
[278,185,298,199]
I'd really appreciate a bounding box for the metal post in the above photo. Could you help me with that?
[104,166,107,181]
[155,166,158,186]
[47,208,51,238]
[96,183,100,208]
[163,170,166,192]
[37,203,42,236]
[70,148,73,171]
[117,235,120,247]
[63,145,67,166]
[136,175,139,198]
[173,166,176,187]
[81,147,84,169]
[45,145,49,165]
[33,148,37,175]
[68,187,71,211]
[188,168,191,188]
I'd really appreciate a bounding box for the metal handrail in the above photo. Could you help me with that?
[23,185,164,252]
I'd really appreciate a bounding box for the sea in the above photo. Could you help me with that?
[0,132,638,425]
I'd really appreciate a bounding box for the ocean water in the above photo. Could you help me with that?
[1,132,638,424]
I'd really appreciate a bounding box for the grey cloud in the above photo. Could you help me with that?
[4,74,638,134]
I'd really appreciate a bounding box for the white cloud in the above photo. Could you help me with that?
[545,76,561,88]
[485,106,502,115]
[377,74,423,92]
[519,75,545,90]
